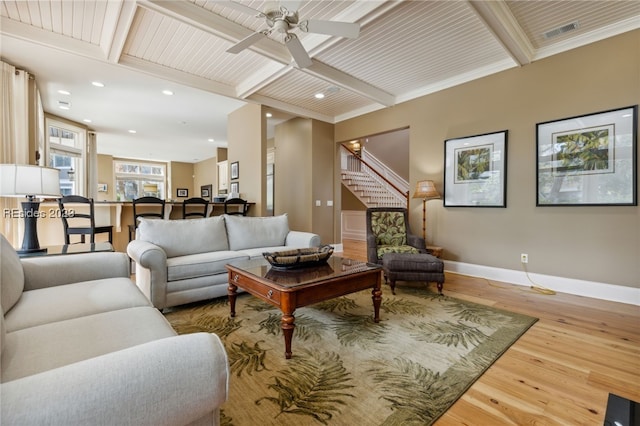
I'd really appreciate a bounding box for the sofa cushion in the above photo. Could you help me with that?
[1,234,24,314]
[167,251,249,282]
[1,307,176,382]
[137,216,229,258]
[4,278,151,332]
[225,214,289,251]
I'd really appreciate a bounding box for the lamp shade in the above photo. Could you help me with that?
[412,180,440,200]
[0,164,61,198]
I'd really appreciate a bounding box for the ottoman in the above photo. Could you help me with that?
[382,253,445,295]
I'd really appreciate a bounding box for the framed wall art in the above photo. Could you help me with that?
[230,161,239,180]
[177,188,188,198]
[536,105,637,206]
[230,181,239,194]
[200,184,212,200]
[444,130,508,207]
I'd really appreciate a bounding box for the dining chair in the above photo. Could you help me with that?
[57,195,113,244]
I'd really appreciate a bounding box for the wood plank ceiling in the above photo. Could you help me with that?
[1,0,639,156]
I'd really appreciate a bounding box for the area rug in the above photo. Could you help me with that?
[165,283,537,426]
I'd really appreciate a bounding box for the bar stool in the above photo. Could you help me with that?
[57,195,113,244]
[129,196,166,241]
[224,198,248,216]
[183,197,209,219]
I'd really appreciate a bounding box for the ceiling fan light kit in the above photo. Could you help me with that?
[225,1,360,68]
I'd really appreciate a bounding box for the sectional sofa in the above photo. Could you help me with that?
[127,214,321,310]
[0,234,229,425]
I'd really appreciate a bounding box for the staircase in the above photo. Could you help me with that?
[340,145,407,208]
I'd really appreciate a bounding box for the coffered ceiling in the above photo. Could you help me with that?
[1,1,638,162]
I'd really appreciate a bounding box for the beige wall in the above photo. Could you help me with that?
[228,103,265,215]
[169,161,194,201]
[275,117,313,231]
[312,120,336,244]
[194,156,217,198]
[96,154,114,201]
[274,117,335,242]
[336,30,640,288]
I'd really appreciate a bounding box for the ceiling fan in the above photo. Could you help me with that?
[224,1,360,68]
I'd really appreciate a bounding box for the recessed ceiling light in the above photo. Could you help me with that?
[208,138,215,142]
[128,130,137,134]
[92,81,105,87]
[58,105,70,110]
[162,89,174,96]
[314,93,325,99]
[57,89,71,95]
[57,100,71,110]
[83,119,92,123]
[265,112,273,118]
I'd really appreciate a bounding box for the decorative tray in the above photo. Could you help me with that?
[263,245,334,270]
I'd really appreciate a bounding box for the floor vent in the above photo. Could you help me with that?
[544,21,579,39]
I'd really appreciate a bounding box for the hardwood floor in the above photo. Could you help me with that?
[339,239,640,425]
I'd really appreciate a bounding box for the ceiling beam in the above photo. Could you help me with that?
[104,0,138,63]
[468,0,534,66]
[247,93,334,124]
[118,55,239,99]
[0,16,105,60]
[305,61,395,107]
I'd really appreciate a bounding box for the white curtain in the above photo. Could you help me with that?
[1,61,31,246]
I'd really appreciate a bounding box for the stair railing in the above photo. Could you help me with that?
[340,144,409,208]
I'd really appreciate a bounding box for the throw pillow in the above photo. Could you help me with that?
[225,214,289,251]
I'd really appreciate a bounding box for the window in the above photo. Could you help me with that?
[47,119,85,195]
[114,160,166,201]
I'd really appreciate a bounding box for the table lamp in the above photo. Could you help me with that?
[412,180,441,242]
[0,164,61,254]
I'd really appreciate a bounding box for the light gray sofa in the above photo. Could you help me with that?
[127,214,321,310]
[0,234,229,426]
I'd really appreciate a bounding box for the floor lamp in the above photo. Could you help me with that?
[0,164,61,254]
[412,180,441,243]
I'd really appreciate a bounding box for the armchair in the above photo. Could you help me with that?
[365,207,426,265]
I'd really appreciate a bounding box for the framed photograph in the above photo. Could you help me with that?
[177,188,188,198]
[536,105,637,206]
[200,184,212,200]
[230,161,239,180]
[230,181,239,194]
[444,130,508,207]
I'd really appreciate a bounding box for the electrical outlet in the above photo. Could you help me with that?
[520,253,528,264]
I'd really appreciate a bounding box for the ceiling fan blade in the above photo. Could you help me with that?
[300,19,360,39]
[284,33,312,68]
[222,1,265,18]
[226,31,267,54]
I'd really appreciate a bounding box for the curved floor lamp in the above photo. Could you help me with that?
[411,180,441,243]
[0,164,61,254]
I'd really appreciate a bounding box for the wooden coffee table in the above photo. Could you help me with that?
[226,256,382,359]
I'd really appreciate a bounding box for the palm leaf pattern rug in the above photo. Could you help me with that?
[165,282,537,425]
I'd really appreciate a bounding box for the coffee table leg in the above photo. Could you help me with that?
[228,283,238,318]
[372,275,382,323]
[281,312,295,359]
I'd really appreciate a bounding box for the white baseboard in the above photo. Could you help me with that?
[443,260,640,306]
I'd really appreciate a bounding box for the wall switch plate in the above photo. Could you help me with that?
[327,200,333,206]
[315,200,321,207]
